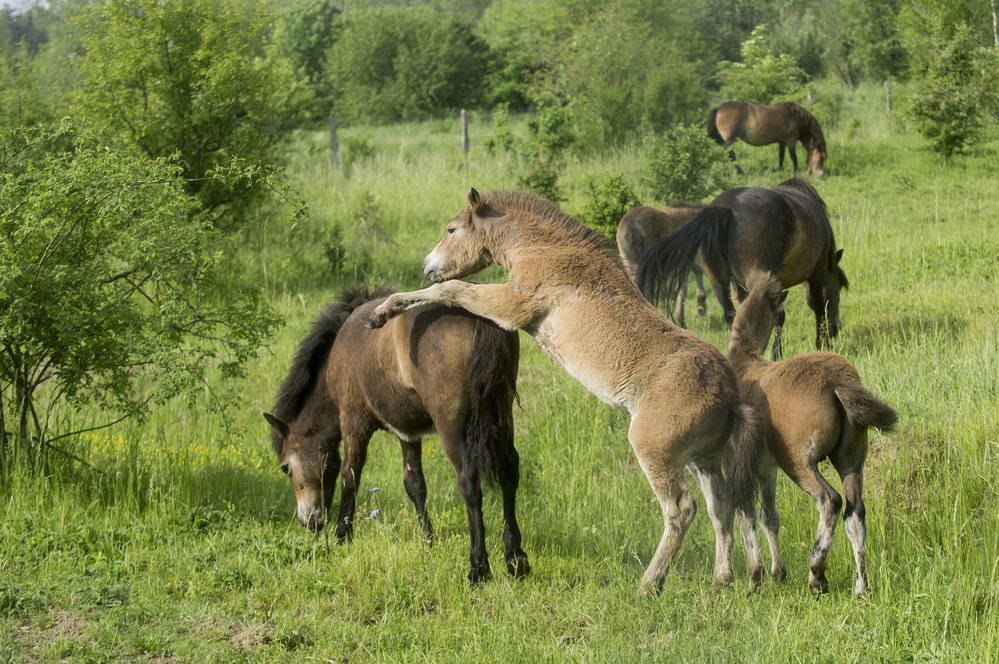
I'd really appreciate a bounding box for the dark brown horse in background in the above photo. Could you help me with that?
[636,178,848,359]
[708,101,827,176]
[264,285,527,583]
[616,202,708,327]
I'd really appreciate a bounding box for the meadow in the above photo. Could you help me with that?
[1,85,997,662]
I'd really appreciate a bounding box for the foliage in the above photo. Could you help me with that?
[903,22,986,160]
[578,174,640,237]
[0,44,53,131]
[327,6,489,124]
[72,0,301,228]
[544,4,707,148]
[475,0,570,111]
[716,24,809,103]
[0,121,279,471]
[278,0,341,123]
[643,123,730,204]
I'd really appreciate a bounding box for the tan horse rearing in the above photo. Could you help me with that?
[367,189,765,594]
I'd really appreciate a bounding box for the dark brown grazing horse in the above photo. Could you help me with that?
[728,272,897,596]
[708,101,827,176]
[636,178,848,359]
[264,285,527,583]
[616,202,708,327]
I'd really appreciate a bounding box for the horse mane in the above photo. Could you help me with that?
[483,190,620,260]
[270,284,396,457]
[779,101,825,149]
[728,271,785,361]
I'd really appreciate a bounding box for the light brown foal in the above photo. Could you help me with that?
[728,272,897,595]
[367,189,765,594]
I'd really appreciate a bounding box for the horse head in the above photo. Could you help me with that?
[423,188,496,282]
[806,249,847,342]
[808,139,827,177]
[265,412,339,533]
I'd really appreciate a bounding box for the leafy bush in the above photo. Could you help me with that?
[0,121,279,471]
[716,24,808,103]
[643,123,730,204]
[579,175,640,237]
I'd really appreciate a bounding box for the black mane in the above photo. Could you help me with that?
[270,284,395,457]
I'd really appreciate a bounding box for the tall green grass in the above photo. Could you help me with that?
[1,85,997,662]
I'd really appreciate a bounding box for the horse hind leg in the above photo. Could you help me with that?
[830,424,870,597]
[497,443,529,578]
[797,464,843,594]
[689,460,734,586]
[439,426,491,583]
[399,437,434,541]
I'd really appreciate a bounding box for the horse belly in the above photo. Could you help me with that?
[532,316,627,409]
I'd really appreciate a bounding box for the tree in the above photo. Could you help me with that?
[0,121,279,472]
[327,6,489,124]
[72,0,302,227]
[278,0,341,123]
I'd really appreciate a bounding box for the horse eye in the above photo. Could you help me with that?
[447,226,456,235]
[280,463,291,477]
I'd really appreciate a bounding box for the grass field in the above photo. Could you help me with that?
[2,85,997,662]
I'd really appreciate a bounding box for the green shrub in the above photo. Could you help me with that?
[716,24,808,103]
[643,123,730,204]
[579,174,640,237]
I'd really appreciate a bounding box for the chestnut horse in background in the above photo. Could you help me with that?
[366,189,765,595]
[265,285,527,583]
[616,202,708,328]
[728,272,897,596]
[708,101,827,176]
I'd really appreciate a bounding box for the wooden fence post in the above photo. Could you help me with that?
[460,109,469,154]
[884,80,892,113]
[329,116,339,170]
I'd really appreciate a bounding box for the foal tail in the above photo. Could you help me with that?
[636,206,735,321]
[464,318,520,483]
[835,385,898,433]
[706,106,724,145]
[727,401,764,516]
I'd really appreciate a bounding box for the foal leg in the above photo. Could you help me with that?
[689,459,734,586]
[758,465,787,582]
[439,427,491,583]
[335,428,373,542]
[796,464,843,594]
[831,426,870,597]
[399,437,434,541]
[497,444,530,578]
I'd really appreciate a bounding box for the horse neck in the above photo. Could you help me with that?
[726,296,773,373]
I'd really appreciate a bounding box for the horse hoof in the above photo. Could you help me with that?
[506,553,530,579]
[468,566,492,585]
[772,566,788,584]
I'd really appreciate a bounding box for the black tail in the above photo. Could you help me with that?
[464,319,520,483]
[269,284,394,457]
[635,206,735,321]
[726,401,764,517]
[835,386,898,433]
[706,107,724,145]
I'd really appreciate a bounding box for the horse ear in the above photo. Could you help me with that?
[468,187,481,212]
[263,412,289,437]
[835,248,844,264]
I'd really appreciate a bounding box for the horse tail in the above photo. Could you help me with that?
[835,385,898,433]
[706,106,724,145]
[464,318,520,484]
[727,401,764,517]
[635,206,734,321]
[270,284,395,457]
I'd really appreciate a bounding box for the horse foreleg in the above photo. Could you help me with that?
[399,437,434,542]
[757,465,787,582]
[806,277,829,350]
[689,460,735,586]
[692,261,708,316]
[367,282,544,332]
[788,143,799,173]
[778,143,786,171]
[335,426,373,542]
